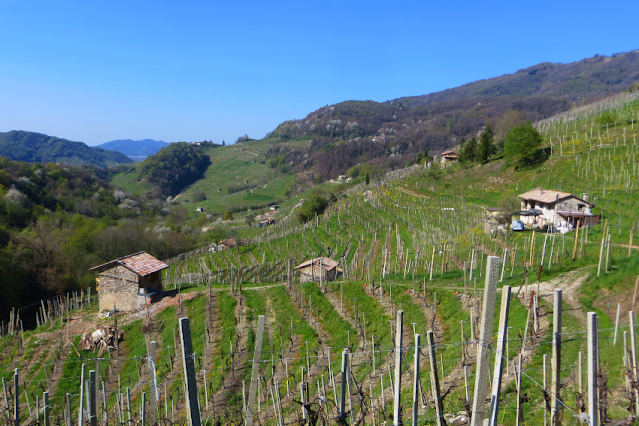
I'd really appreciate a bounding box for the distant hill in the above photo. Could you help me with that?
[96,139,170,159]
[268,50,639,179]
[0,131,133,167]
[394,50,639,106]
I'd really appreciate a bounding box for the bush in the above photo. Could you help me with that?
[296,191,329,223]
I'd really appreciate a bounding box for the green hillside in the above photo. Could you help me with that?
[113,137,309,214]
[4,89,639,425]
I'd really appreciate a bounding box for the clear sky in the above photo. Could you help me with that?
[0,0,637,146]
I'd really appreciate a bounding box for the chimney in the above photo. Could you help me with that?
[582,193,589,202]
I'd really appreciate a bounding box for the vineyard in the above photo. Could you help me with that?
[1,90,639,425]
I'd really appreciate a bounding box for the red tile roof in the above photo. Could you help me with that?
[90,251,168,276]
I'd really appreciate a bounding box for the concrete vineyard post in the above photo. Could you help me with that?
[179,317,202,426]
[428,330,444,426]
[89,370,97,426]
[587,312,598,426]
[393,310,403,426]
[551,289,562,425]
[412,334,420,426]
[339,349,348,423]
[246,315,265,426]
[469,256,500,426]
[487,285,511,426]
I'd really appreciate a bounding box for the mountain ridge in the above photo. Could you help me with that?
[96,139,170,158]
[0,130,133,167]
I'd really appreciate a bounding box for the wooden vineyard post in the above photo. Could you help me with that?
[179,317,202,426]
[148,340,158,424]
[393,310,403,426]
[587,312,599,426]
[89,370,97,426]
[469,256,500,426]
[412,334,421,426]
[428,330,444,426]
[515,354,522,426]
[487,285,511,426]
[246,315,265,426]
[551,289,562,426]
[614,303,621,346]
[339,349,349,423]
[572,220,580,260]
[629,311,639,415]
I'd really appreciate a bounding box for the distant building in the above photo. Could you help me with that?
[270,205,279,211]
[91,252,168,313]
[372,136,386,142]
[294,257,342,283]
[196,207,204,212]
[518,188,598,231]
[440,151,458,166]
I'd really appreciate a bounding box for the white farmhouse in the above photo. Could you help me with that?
[518,188,598,231]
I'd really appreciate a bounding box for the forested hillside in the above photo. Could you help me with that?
[0,131,133,167]
[0,157,200,317]
[138,142,211,197]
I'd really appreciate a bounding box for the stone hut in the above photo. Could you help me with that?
[294,257,342,283]
[90,251,169,313]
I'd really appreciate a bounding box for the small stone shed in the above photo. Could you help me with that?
[90,251,169,313]
[294,257,342,283]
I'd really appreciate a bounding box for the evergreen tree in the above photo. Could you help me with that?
[477,122,495,164]
[458,137,477,165]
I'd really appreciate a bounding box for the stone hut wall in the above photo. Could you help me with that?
[98,265,140,312]
[298,267,338,283]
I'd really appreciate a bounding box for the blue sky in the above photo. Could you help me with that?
[0,0,637,146]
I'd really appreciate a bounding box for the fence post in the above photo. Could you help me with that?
[179,317,202,426]
[393,310,403,426]
[13,368,18,426]
[470,256,500,426]
[44,391,50,426]
[587,312,598,426]
[339,348,348,423]
[66,393,72,426]
[89,370,97,426]
[487,285,511,426]
[148,340,158,424]
[428,330,444,426]
[246,315,265,426]
[412,334,421,426]
[551,289,562,426]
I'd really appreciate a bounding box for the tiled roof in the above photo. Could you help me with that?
[294,257,339,271]
[90,251,168,276]
[518,188,575,204]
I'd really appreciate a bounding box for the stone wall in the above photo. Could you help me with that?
[98,265,140,312]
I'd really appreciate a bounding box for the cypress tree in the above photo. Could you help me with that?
[477,122,495,164]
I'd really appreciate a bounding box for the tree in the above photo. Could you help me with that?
[477,122,495,164]
[458,137,477,165]
[245,212,256,228]
[503,121,544,169]
[494,110,526,153]
[365,172,370,185]
[223,211,233,221]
